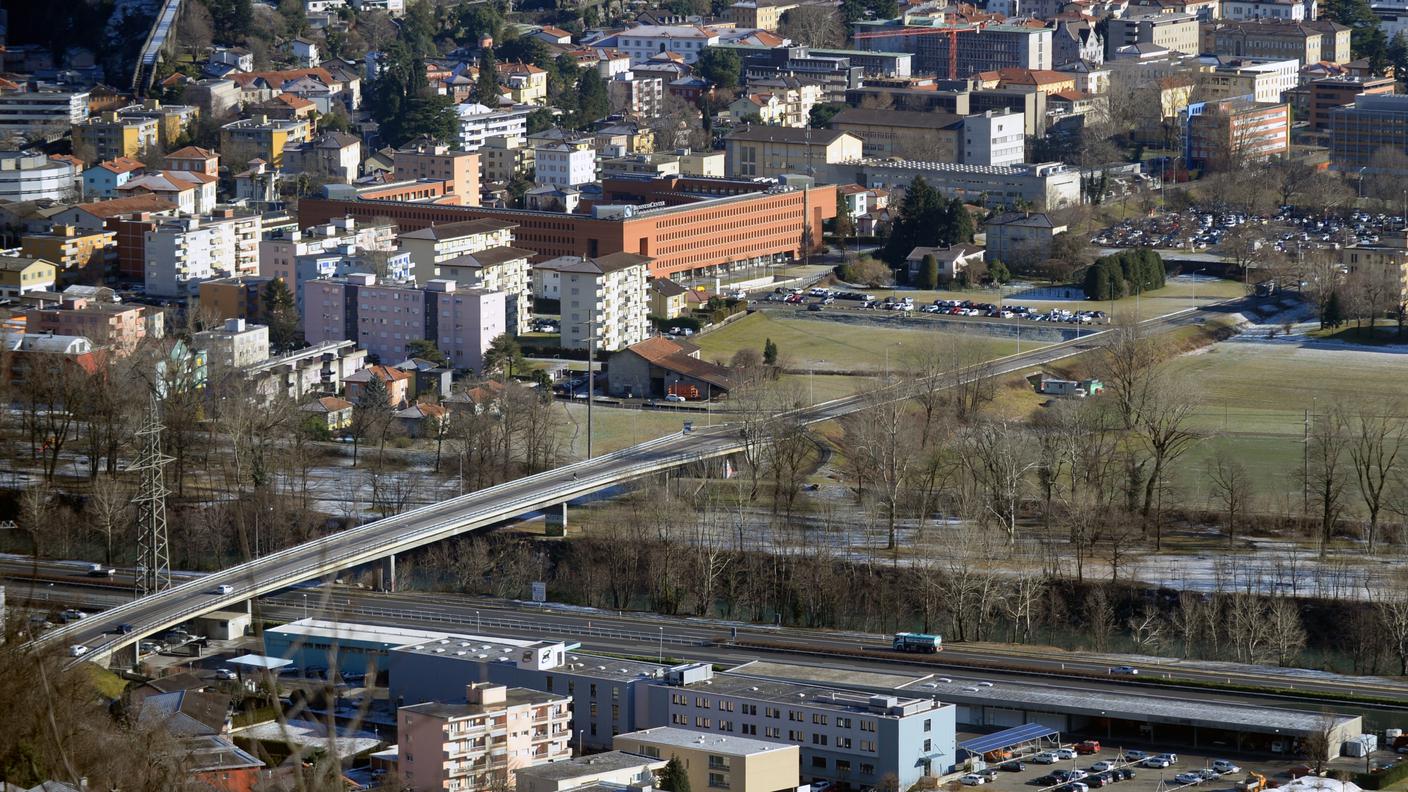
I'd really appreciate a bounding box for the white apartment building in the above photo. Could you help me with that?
[349,0,405,13]
[0,151,79,201]
[455,103,533,151]
[1223,0,1312,20]
[246,339,368,403]
[259,216,397,304]
[396,218,518,284]
[607,25,722,64]
[437,247,535,336]
[145,214,261,298]
[608,75,665,118]
[1201,57,1299,103]
[194,317,271,370]
[963,110,1025,167]
[398,683,572,792]
[0,91,90,137]
[533,143,598,188]
[533,253,650,351]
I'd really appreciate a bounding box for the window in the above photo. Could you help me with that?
[812,714,828,726]
[924,739,932,752]
[766,727,780,738]
[924,719,931,732]
[709,756,728,770]
[696,697,711,709]
[811,757,827,769]
[836,717,851,729]
[590,684,597,698]
[812,734,828,746]
[708,773,729,789]
[862,764,876,776]
[838,737,852,749]
[696,717,712,728]
[837,760,852,774]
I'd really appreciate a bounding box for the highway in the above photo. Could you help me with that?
[32,305,1213,665]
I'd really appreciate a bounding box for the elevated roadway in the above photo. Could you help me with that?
[34,305,1214,665]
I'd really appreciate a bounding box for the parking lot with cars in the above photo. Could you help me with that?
[1092,208,1405,255]
[762,287,1109,326]
[952,738,1380,792]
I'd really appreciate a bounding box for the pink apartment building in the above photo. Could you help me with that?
[302,273,506,372]
[398,683,572,792]
[26,297,158,356]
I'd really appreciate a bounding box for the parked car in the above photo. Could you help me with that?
[1197,770,1220,781]
[1033,753,1059,765]
[1056,748,1078,760]
[1076,741,1102,755]
[810,781,833,792]
[215,668,237,680]
[664,394,686,403]
[1123,752,1148,763]
[1157,755,1180,766]
[1174,773,1204,785]
[961,775,986,786]
[979,769,999,782]
[1088,775,1110,788]
[1142,758,1172,769]
[1002,762,1026,772]
[1091,762,1116,773]
[1212,761,1241,775]
[1117,769,1135,781]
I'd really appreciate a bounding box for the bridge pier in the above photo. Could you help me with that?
[379,554,397,593]
[544,503,568,537]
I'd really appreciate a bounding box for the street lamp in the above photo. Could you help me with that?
[476,610,481,632]
[301,592,307,619]
[576,319,603,460]
[658,627,664,663]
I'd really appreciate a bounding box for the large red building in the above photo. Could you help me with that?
[298,176,836,280]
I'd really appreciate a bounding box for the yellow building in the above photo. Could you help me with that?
[724,126,864,178]
[73,112,159,163]
[1345,230,1408,300]
[118,101,200,147]
[614,727,800,792]
[650,277,689,318]
[0,256,58,298]
[21,226,116,285]
[498,62,549,105]
[220,115,312,168]
[728,1,798,31]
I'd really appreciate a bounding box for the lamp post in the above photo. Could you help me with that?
[658,627,664,663]
[301,592,307,619]
[476,610,481,632]
[576,319,602,459]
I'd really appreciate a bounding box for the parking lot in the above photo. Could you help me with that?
[953,738,1384,792]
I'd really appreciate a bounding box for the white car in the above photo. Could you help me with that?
[1056,748,1078,760]
[1142,757,1172,769]
[1174,772,1204,785]
[664,394,686,403]
[1212,761,1241,775]
[68,644,89,657]
[215,669,237,680]
[1091,762,1116,773]
[1032,753,1058,765]
[960,775,986,786]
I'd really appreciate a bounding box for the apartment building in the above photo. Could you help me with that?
[193,317,271,370]
[197,276,275,321]
[1205,19,1351,65]
[499,62,550,105]
[165,145,220,176]
[397,218,518,284]
[0,256,57,298]
[259,217,398,305]
[1307,75,1395,131]
[144,213,263,298]
[0,90,90,137]
[609,75,666,118]
[117,170,219,215]
[606,25,722,64]
[436,246,534,335]
[515,753,667,792]
[724,126,863,178]
[1198,57,1299,104]
[816,159,1081,210]
[732,77,824,128]
[393,143,480,197]
[115,101,200,147]
[535,143,598,188]
[983,211,1069,265]
[481,135,536,184]
[1330,94,1408,172]
[282,131,362,183]
[74,112,160,163]
[1184,97,1291,169]
[21,225,116,285]
[83,157,146,199]
[728,1,797,31]
[533,253,650,351]
[303,274,507,371]
[0,151,79,201]
[852,20,1052,77]
[398,683,572,792]
[220,115,313,167]
[1105,14,1200,59]
[245,339,368,402]
[455,103,533,151]
[26,298,155,355]
[614,727,800,792]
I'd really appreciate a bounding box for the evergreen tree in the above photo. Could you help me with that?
[951,198,975,243]
[918,253,940,289]
[478,48,501,104]
[1389,32,1408,77]
[1323,289,1346,328]
[763,338,779,366]
[483,333,527,378]
[261,278,302,353]
[989,259,1011,284]
[833,191,854,240]
[881,177,943,265]
[575,70,610,128]
[660,757,691,792]
[696,48,741,91]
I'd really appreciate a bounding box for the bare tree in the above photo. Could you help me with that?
[778,6,844,47]
[1083,586,1116,651]
[842,389,919,555]
[1265,597,1306,667]
[1374,579,1408,675]
[1348,403,1404,553]
[1100,322,1158,430]
[1133,369,1202,542]
[1208,448,1251,545]
[1305,407,1349,558]
[961,419,1039,546]
[1302,715,1339,775]
[87,473,131,564]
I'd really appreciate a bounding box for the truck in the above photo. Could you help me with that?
[1235,771,1267,792]
[892,632,943,653]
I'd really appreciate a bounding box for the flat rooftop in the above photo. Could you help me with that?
[683,671,938,717]
[514,751,662,782]
[395,637,670,682]
[730,659,931,690]
[620,726,797,756]
[402,687,567,718]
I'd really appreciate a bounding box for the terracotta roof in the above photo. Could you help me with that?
[1049,89,1092,101]
[623,336,731,390]
[228,68,337,89]
[96,157,146,175]
[399,218,518,241]
[992,67,1074,86]
[396,401,447,420]
[166,145,217,160]
[302,396,353,413]
[71,195,178,218]
[538,26,572,38]
[346,364,413,383]
[266,92,316,110]
[49,154,84,170]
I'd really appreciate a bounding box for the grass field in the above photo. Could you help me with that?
[692,313,1035,372]
[556,403,693,458]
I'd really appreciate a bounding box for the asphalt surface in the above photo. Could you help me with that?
[31,303,1223,666]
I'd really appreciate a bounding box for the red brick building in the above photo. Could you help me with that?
[299,176,835,280]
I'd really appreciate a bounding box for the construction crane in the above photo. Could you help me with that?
[852,24,979,80]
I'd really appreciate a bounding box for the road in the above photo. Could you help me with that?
[32,304,1216,665]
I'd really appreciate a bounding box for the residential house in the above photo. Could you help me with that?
[905,244,986,283]
[72,112,158,163]
[649,277,689,319]
[613,727,799,792]
[21,225,115,285]
[343,364,414,407]
[117,170,219,215]
[723,126,863,178]
[607,335,731,399]
[82,157,147,199]
[397,218,518,284]
[982,211,1068,265]
[301,395,354,431]
[0,255,57,298]
[283,131,362,183]
[220,115,313,168]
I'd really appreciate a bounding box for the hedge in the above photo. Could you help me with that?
[1356,761,1408,790]
[1082,247,1165,301]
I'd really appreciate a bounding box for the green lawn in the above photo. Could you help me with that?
[692,313,1034,372]
[556,403,697,458]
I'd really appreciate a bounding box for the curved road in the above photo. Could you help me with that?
[35,305,1212,664]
